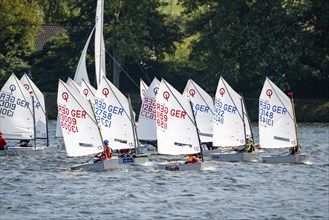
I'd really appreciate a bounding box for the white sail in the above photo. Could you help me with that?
[0,74,34,140]
[140,79,149,100]
[95,0,106,87]
[73,26,95,85]
[55,78,80,138]
[20,74,47,139]
[57,80,103,157]
[156,79,200,155]
[213,77,246,147]
[137,78,160,140]
[67,78,81,92]
[259,78,296,149]
[80,79,96,100]
[183,79,214,143]
[94,77,135,150]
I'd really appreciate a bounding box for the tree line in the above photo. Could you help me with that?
[0,0,328,100]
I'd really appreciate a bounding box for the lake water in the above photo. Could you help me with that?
[1,121,328,220]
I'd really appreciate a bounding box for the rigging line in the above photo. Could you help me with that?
[162,80,199,132]
[119,34,151,84]
[267,78,295,123]
[105,49,140,90]
[60,80,98,126]
[117,10,151,84]
[190,80,215,115]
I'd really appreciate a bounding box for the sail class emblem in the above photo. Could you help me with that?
[163,91,170,101]
[24,84,33,94]
[189,89,196,98]
[102,88,109,98]
[153,87,159,95]
[83,89,89,97]
[219,88,225,97]
[9,84,16,93]
[266,89,273,98]
[62,92,69,102]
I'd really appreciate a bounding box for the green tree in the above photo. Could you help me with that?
[30,0,183,92]
[179,0,329,98]
[0,0,42,86]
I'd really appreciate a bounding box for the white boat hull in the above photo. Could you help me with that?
[202,149,221,157]
[70,158,119,172]
[118,155,148,165]
[211,152,257,162]
[262,154,310,164]
[158,161,214,171]
[137,144,157,155]
[0,146,58,156]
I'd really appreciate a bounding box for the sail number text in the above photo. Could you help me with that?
[259,100,287,127]
[58,104,86,133]
[214,99,237,125]
[0,92,30,117]
[140,97,156,120]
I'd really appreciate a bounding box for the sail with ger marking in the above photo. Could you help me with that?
[156,79,200,155]
[213,77,246,147]
[0,74,34,140]
[57,80,103,157]
[183,79,214,143]
[259,78,296,149]
[94,77,135,150]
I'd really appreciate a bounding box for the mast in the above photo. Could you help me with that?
[240,97,247,147]
[289,92,299,147]
[127,94,140,154]
[189,101,204,162]
[89,100,105,154]
[32,96,37,149]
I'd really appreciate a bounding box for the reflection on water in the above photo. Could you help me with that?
[1,121,328,220]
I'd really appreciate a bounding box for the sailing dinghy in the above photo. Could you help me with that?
[57,80,119,171]
[94,77,148,165]
[259,78,309,164]
[211,76,257,162]
[136,78,160,154]
[0,74,55,156]
[156,79,213,171]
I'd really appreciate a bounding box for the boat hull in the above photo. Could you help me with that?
[211,152,257,162]
[262,154,310,164]
[118,155,148,165]
[158,161,214,171]
[137,144,157,155]
[70,158,119,172]
[0,146,57,156]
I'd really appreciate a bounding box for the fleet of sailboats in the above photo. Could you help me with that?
[0,0,310,169]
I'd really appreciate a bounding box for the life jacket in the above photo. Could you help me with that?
[187,156,200,163]
[102,147,112,160]
[246,143,254,153]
